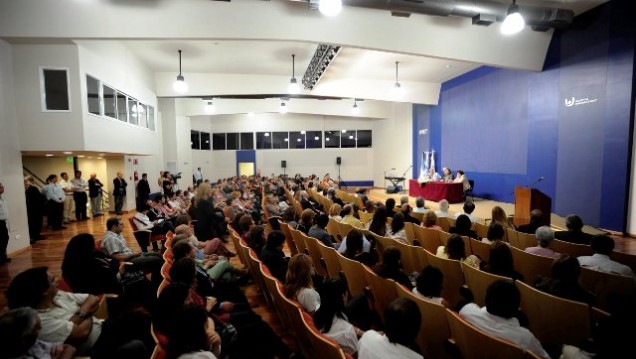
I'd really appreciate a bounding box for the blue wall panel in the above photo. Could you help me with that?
[414,1,635,231]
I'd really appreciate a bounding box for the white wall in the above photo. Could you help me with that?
[77,41,162,156]
[188,112,377,183]
[0,40,30,251]
[372,103,413,188]
[13,44,85,151]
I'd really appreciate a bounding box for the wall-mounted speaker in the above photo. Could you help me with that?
[281,160,287,168]
[336,157,341,165]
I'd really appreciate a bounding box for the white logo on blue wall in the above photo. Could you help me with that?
[564,97,598,107]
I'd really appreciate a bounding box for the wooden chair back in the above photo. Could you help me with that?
[579,266,636,310]
[229,230,248,266]
[425,250,465,308]
[317,244,343,278]
[261,263,288,328]
[473,222,489,240]
[469,238,492,262]
[506,228,519,246]
[437,216,451,232]
[509,245,554,285]
[446,309,526,359]
[290,227,308,255]
[461,262,512,307]
[516,280,592,347]
[550,239,593,258]
[404,222,416,244]
[336,253,369,297]
[304,235,328,277]
[363,266,398,324]
[326,217,340,238]
[299,311,348,359]
[515,231,539,250]
[410,211,425,224]
[279,221,298,256]
[336,221,355,238]
[358,211,373,226]
[396,283,452,359]
[413,226,443,254]
[610,250,636,273]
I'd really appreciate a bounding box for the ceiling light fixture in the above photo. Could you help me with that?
[204,100,215,114]
[392,61,405,97]
[288,54,300,94]
[45,154,53,157]
[63,151,72,155]
[247,112,255,118]
[352,101,360,115]
[319,0,342,17]
[279,101,288,114]
[302,44,341,90]
[501,0,525,35]
[172,49,188,94]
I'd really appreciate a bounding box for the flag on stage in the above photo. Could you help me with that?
[419,151,429,181]
[429,149,436,174]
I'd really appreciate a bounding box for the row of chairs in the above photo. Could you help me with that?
[278,222,563,359]
[228,226,353,359]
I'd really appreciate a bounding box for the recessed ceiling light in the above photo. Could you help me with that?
[446,64,452,69]
[78,155,85,158]
[341,129,347,133]
[314,136,319,140]
[247,112,255,117]
[45,154,53,157]
[63,151,72,155]
[97,157,103,160]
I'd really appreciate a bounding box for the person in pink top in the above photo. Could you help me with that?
[525,226,560,258]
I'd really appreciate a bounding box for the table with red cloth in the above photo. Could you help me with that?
[409,179,464,203]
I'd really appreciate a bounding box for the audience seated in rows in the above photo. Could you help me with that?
[412,265,449,307]
[261,230,289,283]
[578,235,636,279]
[459,280,550,359]
[435,199,451,218]
[401,204,421,225]
[413,197,427,213]
[482,222,505,245]
[455,201,480,223]
[62,233,119,295]
[517,209,544,234]
[491,206,515,229]
[341,204,364,229]
[284,254,321,314]
[450,214,478,239]
[422,211,443,230]
[308,213,338,248]
[482,242,524,281]
[358,298,423,359]
[367,206,389,237]
[534,255,596,306]
[374,247,414,289]
[555,214,593,245]
[525,226,560,258]
[436,234,480,269]
[388,213,408,243]
[342,229,378,268]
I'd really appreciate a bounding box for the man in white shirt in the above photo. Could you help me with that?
[459,280,550,359]
[578,235,636,279]
[435,199,451,218]
[43,174,66,231]
[70,171,89,221]
[413,197,428,213]
[58,172,75,223]
[194,167,203,186]
[455,201,480,223]
[0,182,10,264]
[358,298,422,359]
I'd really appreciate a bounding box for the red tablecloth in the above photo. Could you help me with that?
[409,179,464,203]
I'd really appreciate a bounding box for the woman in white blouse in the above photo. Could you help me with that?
[388,213,408,244]
[412,265,450,308]
[283,254,321,313]
[314,277,363,355]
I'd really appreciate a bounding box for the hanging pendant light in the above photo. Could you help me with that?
[501,0,525,35]
[173,50,188,94]
[392,61,405,97]
[288,54,300,94]
[352,100,360,115]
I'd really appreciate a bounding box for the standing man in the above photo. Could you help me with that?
[71,171,89,221]
[193,167,203,186]
[42,175,66,231]
[88,173,104,217]
[113,172,127,215]
[24,176,46,243]
[136,173,150,211]
[0,182,10,264]
[58,172,74,223]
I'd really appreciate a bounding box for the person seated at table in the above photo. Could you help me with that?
[454,201,480,223]
[517,209,544,234]
[441,167,453,182]
[454,170,471,193]
[554,214,593,245]
[435,199,451,218]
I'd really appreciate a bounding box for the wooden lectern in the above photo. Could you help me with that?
[514,187,552,227]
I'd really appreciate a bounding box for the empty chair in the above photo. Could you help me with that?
[404,222,416,244]
[279,222,299,256]
[290,227,308,255]
[363,266,399,324]
[413,226,443,254]
[337,253,370,297]
[473,222,489,240]
[327,217,340,239]
[446,309,527,359]
[304,235,328,277]
[470,237,492,262]
[318,243,343,278]
[336,221,355,238]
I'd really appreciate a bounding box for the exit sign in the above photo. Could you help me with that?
[66,157,73,163]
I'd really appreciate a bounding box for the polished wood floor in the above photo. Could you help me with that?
[0,213,288,348]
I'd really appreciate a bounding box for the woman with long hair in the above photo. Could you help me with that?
[373,247,413,289]
[436,234,480,268]
[61,233,119,294]
[450,214,479,239]
[389,213,407,243]
[413,265,449,307]
[343,229,378,268]
[483,242,524,281]
[367,206,389,237]
[422,211,443,230]
[284,254,321,314]
[192,183,224,240]
[297,209,315,235]
[491,206,515,229]
[314,277,362,355]
[166,304,221,359]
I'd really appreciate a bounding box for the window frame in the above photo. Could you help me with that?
[40,67,72,112]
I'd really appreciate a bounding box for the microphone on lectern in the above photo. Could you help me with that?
[530,176,545,186]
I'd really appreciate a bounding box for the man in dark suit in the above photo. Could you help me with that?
[517,209,544,234]
[554,214,593,245]
[136,173,150,211]
[401,204,421,225]
[113,172,127,215]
